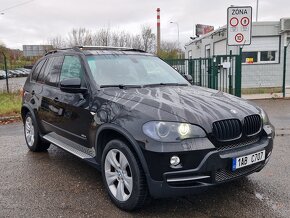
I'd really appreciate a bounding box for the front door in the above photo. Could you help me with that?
[57,55,93,147]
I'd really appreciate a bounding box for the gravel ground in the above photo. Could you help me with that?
[0,77,27,92]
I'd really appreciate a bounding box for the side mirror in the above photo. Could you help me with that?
[183,74,193,84]
[60,78,87,93]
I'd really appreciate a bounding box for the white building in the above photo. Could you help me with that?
[185,19,290,90]
[23,45,53,57]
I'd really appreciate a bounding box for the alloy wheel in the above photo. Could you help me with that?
[104,149,133,202]
[25,116,35,147]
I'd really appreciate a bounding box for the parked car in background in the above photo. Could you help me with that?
[8,70,17,78]
[20,68,31,76]
[0,70,6,79]
[21,46,275,211]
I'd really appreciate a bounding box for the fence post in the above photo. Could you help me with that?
[199,57,202,86]
[1,52,9,93]
[212,56,218,90]
[235,47,242,97]
[228,50,233,95]
[282,41,290,98]
[207,58,211,88]
[283,46,287,98]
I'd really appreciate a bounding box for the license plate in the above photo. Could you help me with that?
[232,150,265,171]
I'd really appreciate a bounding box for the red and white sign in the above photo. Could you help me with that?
[230,17,239,27]
[235,33,244,43]
[227,6,252,46]
[241,17,250,26]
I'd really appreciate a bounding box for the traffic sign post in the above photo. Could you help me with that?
[227,6,252,46]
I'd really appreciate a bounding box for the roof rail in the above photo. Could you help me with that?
[44,46,146,56]
[73,46,146,52]
[44,47,75,56]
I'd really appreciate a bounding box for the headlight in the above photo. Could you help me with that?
[142,121,206,142]
[260,109,269,124]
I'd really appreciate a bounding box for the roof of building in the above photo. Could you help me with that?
[185,21,281,47]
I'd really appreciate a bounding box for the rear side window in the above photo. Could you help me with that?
[37,58,52,83]
[31,59,46,82]
[60,56,83,81]
[44,56,64,87]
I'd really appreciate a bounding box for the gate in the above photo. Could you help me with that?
[165,54,242,97]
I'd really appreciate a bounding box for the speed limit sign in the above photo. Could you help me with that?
[227,6,252,46]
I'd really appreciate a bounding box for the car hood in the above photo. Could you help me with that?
[102,85,260,132]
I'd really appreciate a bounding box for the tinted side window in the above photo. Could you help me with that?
[60,56,83,81]
[37,58,52,83]
[31,59,45,82]
[44,56,64,87]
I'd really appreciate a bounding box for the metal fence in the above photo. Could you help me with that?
[165,53,242,97]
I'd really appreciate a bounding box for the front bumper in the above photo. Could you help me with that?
[143,125,274,198]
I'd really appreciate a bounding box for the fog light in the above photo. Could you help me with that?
[170,156,180,166]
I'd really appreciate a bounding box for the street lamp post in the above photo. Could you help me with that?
[256,0,259,22]
[170,21,180,48]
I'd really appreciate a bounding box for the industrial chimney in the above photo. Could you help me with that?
[157,8,161,53]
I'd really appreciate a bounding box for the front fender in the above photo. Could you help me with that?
[95,123,150,178]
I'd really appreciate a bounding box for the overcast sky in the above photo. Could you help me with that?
[0,0,289,50]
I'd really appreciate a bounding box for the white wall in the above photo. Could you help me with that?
[184,23,290,89]
[242,36,282,88]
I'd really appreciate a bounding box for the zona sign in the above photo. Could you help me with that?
[227,6,252,46]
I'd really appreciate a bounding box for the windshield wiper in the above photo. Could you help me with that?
[100,84,142,89]
[143,83,188,88]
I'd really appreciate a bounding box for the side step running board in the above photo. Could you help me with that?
[43,133,95,159]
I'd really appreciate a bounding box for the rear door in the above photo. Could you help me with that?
[37,55,65,134]
[24,58,47,129]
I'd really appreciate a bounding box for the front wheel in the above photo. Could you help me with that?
[102,139,149,211]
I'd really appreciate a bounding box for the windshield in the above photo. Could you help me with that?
[86,54,189,87]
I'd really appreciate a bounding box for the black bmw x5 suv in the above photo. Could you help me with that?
[21,46,275,210]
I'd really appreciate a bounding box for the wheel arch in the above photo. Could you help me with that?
[21,104,42,136]
[95,124,150,177]
[21,104,34,122]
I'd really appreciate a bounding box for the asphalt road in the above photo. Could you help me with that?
[0,99,289,218]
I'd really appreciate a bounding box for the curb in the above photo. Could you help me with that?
[0,115,21,121]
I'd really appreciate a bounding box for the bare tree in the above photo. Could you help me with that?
[46,25,158,54]
[67,28,92,46]
[118,31,132,47]
[111,31,119,47]
[49,35,67,49]
[131,35,142,50]
[140,25,156,52]
[92,28,110,46]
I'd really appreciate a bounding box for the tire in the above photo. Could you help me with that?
[101,139,149,211]
[24,112,50,152]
